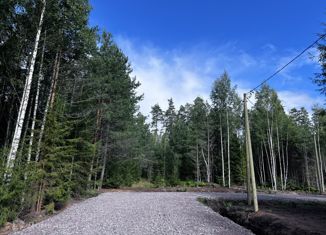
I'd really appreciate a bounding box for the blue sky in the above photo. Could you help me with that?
[89,0,326,114]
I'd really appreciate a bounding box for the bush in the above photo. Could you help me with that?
[0,208,9,227]
[167,177,180,187]
[83,189,99,198]
[45,202,55,215]
[131,180,155,188]
[105,160,140,188]
[180,180,207,187]
[106,178,120,188]
[180,180,196,187]
[152,175,166,188]
[286,180,304,191]
[45,185,70,210]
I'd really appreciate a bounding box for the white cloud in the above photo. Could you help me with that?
[115,36,323,117]
[116,37,211,116]
[278,90,324,113]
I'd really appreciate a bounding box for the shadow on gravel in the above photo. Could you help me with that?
[199,197,326,235]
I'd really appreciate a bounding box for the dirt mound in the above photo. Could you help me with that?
[201,198,326,235]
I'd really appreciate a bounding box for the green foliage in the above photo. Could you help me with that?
[152,175,166,188]
[180,180,207,187]
[314,35,326,96]
[83,190,99,198]
[106,160,140,187]
[0,207,8,227]
[131,179,155,188]
[1,1,325,228]
[45,202,55,215]
[0,165,25,225]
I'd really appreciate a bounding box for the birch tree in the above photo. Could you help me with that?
[27,32,46,165]
[252,84,286,191]
[211,71,241,187]
[5,0,46,178]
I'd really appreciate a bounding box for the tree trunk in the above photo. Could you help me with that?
[267,113,277,191]
[35,50,60,162]
[207,115,211,183]
[88,109,101,188]
[4,103,14,148]
[284,133,289,189]
[201,148,210,183]
[276,125,283,190]
[317,130,324,192]
[196,143,199,184]
[303,144,310,188]
[18,97,33,157]
[258,144,264,185]
[98,134,109,190]
[49,49,62,109]
[69,156,74,183]
[93,153,100,189]
[5,0,46,179]
[263,139,272,187]
[227,110,230,188]
[27,32,46,165]
[314,134,322,193]
[220,114,225,186]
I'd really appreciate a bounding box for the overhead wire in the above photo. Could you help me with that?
[244,34,326,101]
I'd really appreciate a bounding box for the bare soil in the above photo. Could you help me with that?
[201,198,326,235]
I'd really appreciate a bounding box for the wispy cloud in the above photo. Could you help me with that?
[115,36,323,116]
[278,90,324,112]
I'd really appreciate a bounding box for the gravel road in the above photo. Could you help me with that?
[13,192,253,235]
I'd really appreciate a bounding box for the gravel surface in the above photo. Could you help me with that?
[13,192,253,235]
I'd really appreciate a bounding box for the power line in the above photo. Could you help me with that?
[246,34,326,98]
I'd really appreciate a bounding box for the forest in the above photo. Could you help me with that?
[0,0,325,227]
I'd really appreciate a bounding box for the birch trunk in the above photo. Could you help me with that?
[5,0,46,178]
[260,142,266,184]
[227,110,230,188]
[207,115,211,183]
[267,114,277,191]
[27,33,46,164]
[276,126,283,190]
[196,143,199,184]
[35,50,60,162]
[18,97,33,163]
[263,139,272,187]
[220,114,225,186]
[258,144,264,185]
[88,109,101,187]
[314,134,322,193]
[317,131,324,192]
[98,134,109,190]
[201,148,210,183]
[303,144,310,188]
[284,133,289,189]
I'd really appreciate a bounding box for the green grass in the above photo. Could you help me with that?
[131,179,155,188]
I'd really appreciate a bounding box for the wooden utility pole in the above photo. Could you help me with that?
[245,124,252,205]
[244,93,258,212]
